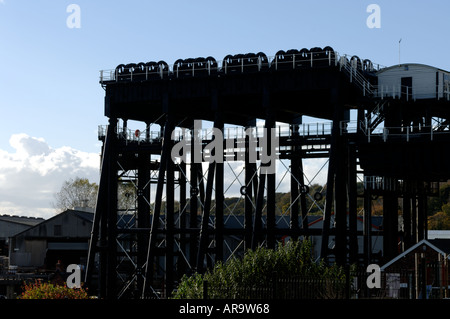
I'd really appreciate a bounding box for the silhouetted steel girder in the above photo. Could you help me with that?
[87,59,450,299]
[104,68,366,125]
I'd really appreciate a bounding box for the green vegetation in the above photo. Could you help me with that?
[428,181,450,230]
[172,239,348,299]
[55,176,450,230]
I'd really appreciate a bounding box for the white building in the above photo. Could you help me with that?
[376,63,450,101]
[428,230,450,239]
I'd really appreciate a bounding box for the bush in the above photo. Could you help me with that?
[172,239,349,299]
[19,280,90,299]
[173,273,204,299]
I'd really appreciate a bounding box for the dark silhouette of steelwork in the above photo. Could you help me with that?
[86,47,450,299]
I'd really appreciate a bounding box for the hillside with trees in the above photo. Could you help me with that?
[52,177,450,229]
[427,181,450,229]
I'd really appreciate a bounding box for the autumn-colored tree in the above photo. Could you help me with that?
[428,212,450,230]
[426,181,450,230]
[428,181,450,216]
[19,280,90,299]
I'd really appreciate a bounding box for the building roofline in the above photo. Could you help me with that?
[0,214,44,226]
[381,239,450,271]
[10,209,93,238]
[377,63,450,75]
[308,211,381,229]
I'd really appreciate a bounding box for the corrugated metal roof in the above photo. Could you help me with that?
[377,63,450,75]
[0,214,44,226]
[381,238,450,270]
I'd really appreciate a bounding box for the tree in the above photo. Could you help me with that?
[53,177,139,214]
[117,180,137,211]
[52,177,98,212]
[428,211,450,230]
[427,181,450,216]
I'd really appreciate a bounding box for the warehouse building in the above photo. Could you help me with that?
[0,214,44,261]
[8,209,93,271]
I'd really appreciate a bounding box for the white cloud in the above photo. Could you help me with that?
[0,134,100,219]
[0,133,329,220]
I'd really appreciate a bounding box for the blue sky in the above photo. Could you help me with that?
[0,0,449,218]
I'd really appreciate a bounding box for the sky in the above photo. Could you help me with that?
[0,0,449,219]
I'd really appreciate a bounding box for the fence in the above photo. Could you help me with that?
[200,268,448,300]
[203,275,347,300]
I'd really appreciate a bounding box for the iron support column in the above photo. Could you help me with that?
[137,151,151,296]
[166,142,175,297]
[320,87,346,264]
[290,139,300,240]
[178,161,188,275]
[189,132,199,269]
[143,96,174,297]
[403,189,412,250]
[383,189,399,262]
[348,143,358,264]
[363,183,372,265]
[106,117,118,299]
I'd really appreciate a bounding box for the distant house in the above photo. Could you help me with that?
[376,63,450,101]
[9,209,93,271]
[307,213,383,261]
[381,238,450,299]
[0,215,44,256]
[428,230,450,240]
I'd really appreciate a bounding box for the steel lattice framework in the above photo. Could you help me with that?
[85,47,450,299]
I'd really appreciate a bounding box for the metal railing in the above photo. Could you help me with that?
[99,49,450,104]
[98,125,162,143]
[338,55,375,96]
[199,268,445,299]
[373,84,450,101]
[202,275,348,299]
[99,50,379,97]
[100,53,338,83]
[99,122,336,144]
[359,121,450,142]
[99,119,450,145]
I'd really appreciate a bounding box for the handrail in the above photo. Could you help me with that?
[99,49,379,84]
[338,56,375,96]
[98,122,337,144]
[99,120,450,145]
[357,120,450,142]
[99,55,336,82]
[98,125,162,143]
[372,84,450,101]
[99,48,450,103]
[99,49,383,104]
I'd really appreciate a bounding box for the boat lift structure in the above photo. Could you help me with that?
[85,47,450,299]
